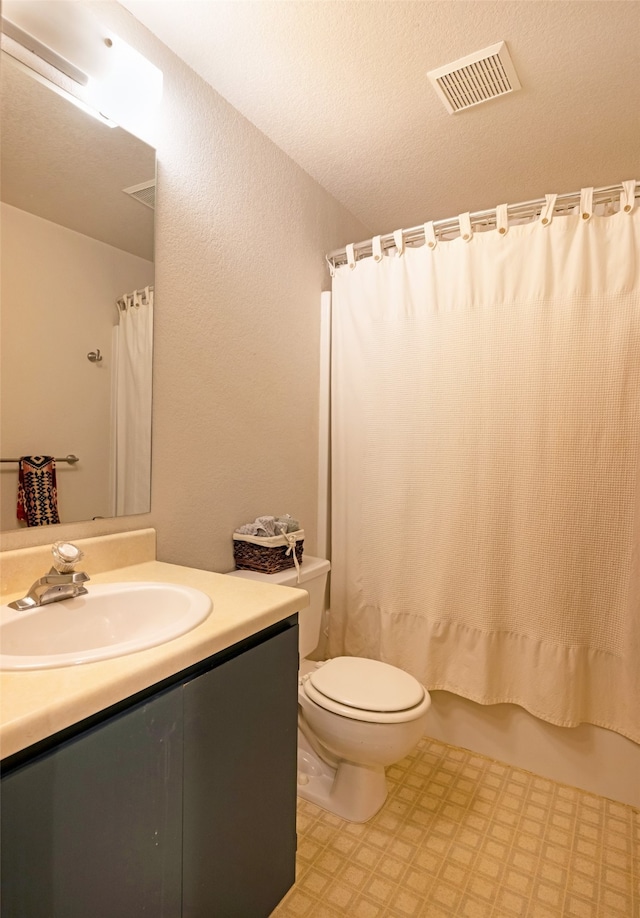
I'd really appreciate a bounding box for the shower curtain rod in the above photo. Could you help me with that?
[327,180,639,268]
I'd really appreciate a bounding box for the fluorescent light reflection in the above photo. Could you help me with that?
[4,53,116,126]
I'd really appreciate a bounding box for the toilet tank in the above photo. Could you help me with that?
[227,555,330,658]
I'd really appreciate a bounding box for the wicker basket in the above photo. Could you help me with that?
[233,529,304,574]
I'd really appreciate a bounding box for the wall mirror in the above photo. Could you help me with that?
[0,54,156,529]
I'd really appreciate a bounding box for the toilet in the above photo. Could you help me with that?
[228,556,431,822]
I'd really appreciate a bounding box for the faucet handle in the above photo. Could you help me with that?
[51,541,84,573]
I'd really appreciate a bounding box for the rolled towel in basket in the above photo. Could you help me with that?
[235,514,300,537]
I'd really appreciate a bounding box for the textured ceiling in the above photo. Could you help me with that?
[118,0,640,241]
[0,55,155,260]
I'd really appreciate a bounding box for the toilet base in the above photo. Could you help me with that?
[296,731,388,823]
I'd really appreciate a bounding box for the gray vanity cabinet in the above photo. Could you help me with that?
[1,686,184,918]
[1,619,299,918]
[182,623,299,916]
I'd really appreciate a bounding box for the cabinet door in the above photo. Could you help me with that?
[182,625,299,918]
[1,687,183,918]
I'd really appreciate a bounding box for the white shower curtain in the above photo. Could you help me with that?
[113,286,153,516]
[329,187,640,744]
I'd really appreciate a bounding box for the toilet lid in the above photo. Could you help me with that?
[309,657,425,713]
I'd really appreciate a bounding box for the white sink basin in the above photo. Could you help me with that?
[0,582,213,670]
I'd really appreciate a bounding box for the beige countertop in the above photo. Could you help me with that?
[0,556,308,760]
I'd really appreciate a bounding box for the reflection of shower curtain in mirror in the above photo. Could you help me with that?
[112,286,153,516]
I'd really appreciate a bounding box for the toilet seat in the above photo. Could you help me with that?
[301,657,429,724]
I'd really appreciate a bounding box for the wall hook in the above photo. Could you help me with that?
[87,349,103,363]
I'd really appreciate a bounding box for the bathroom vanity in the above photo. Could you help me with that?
[0,530,307,918]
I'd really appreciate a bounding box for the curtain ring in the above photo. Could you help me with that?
[580,187,593,221]
[540,194,558,226]
[621,180,636,213]
[372,235,383,262]
[393,229,405,256]
[346,243,356,270]
[325,254,335,277]
[459,212,472,242]
[424,221,437,250]
[496,204,509,236]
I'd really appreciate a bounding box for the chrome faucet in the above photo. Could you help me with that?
[9,569,90,611]
[8,541,90,611]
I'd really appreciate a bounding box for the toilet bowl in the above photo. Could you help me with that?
[228,556,430,822]
[298,655,431,821]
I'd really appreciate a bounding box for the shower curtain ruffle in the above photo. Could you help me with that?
[329,196,640,744]
[336,610,639,738]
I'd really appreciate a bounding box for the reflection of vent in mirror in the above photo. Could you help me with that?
[427,41,521,114]
[123,179,155,210]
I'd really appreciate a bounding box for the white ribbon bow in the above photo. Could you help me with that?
[278,527,301,582]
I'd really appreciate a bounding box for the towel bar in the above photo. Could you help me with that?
[0,454,80,465]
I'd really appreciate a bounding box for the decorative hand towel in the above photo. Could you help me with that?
[17,456,61,527]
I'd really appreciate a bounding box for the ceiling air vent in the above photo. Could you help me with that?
[123,179,156,210]
[428,41,521,114]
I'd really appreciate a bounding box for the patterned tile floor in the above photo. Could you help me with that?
[271,737,639,918]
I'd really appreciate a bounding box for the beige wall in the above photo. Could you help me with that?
[0,204,153,530]
[0,1,369,565]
